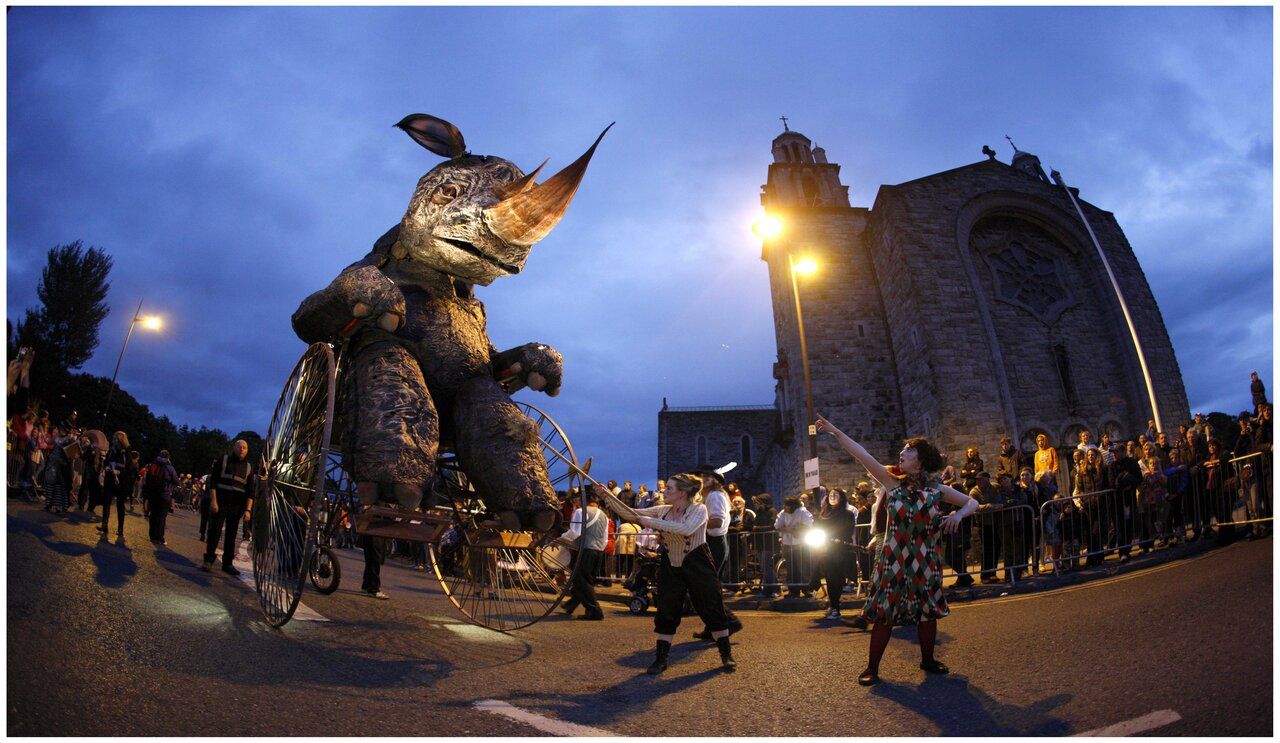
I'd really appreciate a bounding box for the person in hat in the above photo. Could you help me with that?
[596,475,738,675]
[559,488,607,620]
[691,464,743,641]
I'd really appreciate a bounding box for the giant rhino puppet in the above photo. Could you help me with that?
[292,114,610,532]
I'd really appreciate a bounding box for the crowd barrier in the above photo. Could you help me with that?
[328,451,1275,593]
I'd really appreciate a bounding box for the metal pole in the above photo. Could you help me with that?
[789,254,818,461]
[102,298,143,427]
[1051,171,1163,433]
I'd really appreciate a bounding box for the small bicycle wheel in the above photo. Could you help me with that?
[253,342,336,627]
[310,545,341,594]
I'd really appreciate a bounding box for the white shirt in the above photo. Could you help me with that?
[563,506,608,552]
[704,489,730,537]
[774,506,814,546]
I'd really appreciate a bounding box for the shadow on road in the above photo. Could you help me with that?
[155,548,212,588]
[493,666,724,727]
[8,512,138,588]
[871,673,1073,735]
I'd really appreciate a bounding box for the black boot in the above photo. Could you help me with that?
[647,640,671,675]
[715,636,737,673]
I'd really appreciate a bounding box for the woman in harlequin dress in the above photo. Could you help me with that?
[815,415,978,686]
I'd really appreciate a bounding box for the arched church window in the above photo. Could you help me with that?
[801,173,820,206]
[696,436,708,465]
[1054,343,1079,411]
[970,216,1075,324]
[1019,428,1049,455]
[741,434,752,465]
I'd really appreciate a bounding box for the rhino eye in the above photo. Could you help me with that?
[432,183,461,205]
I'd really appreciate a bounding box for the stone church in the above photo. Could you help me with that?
[658,126,1191,500]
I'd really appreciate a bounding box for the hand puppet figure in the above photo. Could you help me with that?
[292,114,610,532]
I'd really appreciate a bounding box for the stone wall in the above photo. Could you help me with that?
[660,143,1191,503]
[865,160,1191,482]
[656,406,777,495]
[760,206,905,499]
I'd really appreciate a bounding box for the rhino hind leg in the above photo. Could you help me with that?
[348,340,440,509]
[452,375,558,526]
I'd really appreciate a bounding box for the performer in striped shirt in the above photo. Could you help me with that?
[597,473,738,675]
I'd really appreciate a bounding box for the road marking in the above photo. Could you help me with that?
[474,699,614,737]
[231,555,330,622]
[1076,709,1181,736]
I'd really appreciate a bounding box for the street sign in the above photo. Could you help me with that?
[803,457,820,489]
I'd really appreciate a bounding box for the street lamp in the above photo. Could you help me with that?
[752,215,783,239]
[756,213,820,459]
[102,299,164,426]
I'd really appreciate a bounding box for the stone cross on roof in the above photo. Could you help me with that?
[780,116,790,132]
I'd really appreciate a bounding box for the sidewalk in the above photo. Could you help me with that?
[592,533,1239,612]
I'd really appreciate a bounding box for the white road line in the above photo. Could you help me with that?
[474,700,615,737]
[231,555,330,622]
[1076,709,1182,736]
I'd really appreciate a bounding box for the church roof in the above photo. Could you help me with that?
[871,159,1108,214]
[772,130,811,144]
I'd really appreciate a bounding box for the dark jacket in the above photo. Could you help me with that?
[207,454,256,500]
[815,505,857,547]
[145,457,180,501]
[960,456,985,492]
[996,447,1024,480]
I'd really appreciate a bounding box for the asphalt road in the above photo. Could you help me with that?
[7,500,1272,736]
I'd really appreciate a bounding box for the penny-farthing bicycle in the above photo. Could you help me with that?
[251,340,585,631]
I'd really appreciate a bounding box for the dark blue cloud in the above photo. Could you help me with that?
[8,7,1271,485]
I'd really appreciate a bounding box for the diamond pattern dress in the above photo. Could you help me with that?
[863,481,950,625]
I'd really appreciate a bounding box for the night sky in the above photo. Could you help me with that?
[7,7,1273,486]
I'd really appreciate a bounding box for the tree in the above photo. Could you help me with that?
[15,241,113,396]
[177,425,231,476]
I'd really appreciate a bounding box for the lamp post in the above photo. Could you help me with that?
[102,299,163,426]
[754,215,819,461]
[788,254,819,461]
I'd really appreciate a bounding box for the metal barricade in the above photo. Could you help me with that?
[1217,452,1272,533]
[1038,489,1115,573]
[939,504,1038,585]
[720,528,862,597]
[1036,487,1186,572]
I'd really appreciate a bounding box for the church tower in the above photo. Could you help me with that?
[758,123,905,499]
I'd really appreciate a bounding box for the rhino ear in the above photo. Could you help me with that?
[394,114,466,158]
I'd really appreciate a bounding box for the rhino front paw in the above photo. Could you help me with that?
[493,343,564,397]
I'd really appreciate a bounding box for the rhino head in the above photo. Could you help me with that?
[389,114,611,286]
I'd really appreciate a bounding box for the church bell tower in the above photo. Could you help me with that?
[762,123,851,209]
[757,121,904,500]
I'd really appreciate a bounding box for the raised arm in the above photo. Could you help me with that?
[814,415,896,490]
[291,260,406,344]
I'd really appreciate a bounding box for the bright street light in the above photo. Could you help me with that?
[102,300,165,425]
[793,257,819,275]
[752,215,783,238]
[804,527,827,548]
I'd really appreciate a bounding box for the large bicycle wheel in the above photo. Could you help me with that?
[252,342,336,627]
[428,403,584,631]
